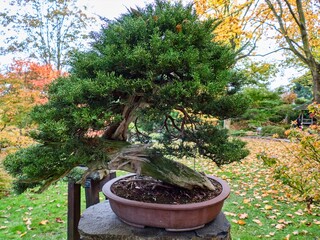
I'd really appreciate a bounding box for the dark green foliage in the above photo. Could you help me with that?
[240,87,298,127]
[295,97,308,105]
[4,0,249,192]
[261,126,286,138]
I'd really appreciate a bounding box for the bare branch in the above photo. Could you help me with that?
[265,0,309,65]
[166,114,182,132]
[249,47,290,57]
[283,0,300,26]
[134,118,150,139]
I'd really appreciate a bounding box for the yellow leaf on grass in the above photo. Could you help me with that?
[265,205,273,210]
[39,220,49,225]
[237,220,246,225]
[243,198,251,204]
[0,226,7,229]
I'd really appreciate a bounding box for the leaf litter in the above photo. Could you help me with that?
[179,137,320,239]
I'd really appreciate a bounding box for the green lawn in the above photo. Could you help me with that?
[0,138,319,239]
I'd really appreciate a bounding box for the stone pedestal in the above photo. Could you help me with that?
[78,201,231,240]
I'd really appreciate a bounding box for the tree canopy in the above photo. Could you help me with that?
[4,0,249,193]
[194,0,320,102]
[0,0,96,71]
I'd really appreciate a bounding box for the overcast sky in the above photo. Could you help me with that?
[82,0,156,19]
[1,0,294,88]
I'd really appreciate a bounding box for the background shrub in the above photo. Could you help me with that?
[261,125,286,138]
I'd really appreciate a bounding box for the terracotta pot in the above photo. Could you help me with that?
[102,173,230,231]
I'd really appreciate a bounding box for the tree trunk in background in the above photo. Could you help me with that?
[312,64,320,103]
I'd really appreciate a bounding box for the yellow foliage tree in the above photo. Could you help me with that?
[195,0,320,102]
[194,0,264,60]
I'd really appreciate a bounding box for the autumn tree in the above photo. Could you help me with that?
[4,1,249,193]
[195,0,320,102]
[194,0,264,61]
[0,60,59,131]
[237,59,278,87]
[0,0,96,71]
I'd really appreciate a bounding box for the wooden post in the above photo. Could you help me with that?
[67,171,117,240]
[67,181,81,240]
[85,171,117,208]
[85,178,100,208]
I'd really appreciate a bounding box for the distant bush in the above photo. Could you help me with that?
[294,98,308,105]
[261,125,286,138]
[274,104,297,121]
[268,115,283,123]
[230,130,247,137]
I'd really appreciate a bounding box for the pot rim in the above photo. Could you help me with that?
[102,173,230,210]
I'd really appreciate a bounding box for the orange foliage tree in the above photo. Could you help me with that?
[0,60,61,131]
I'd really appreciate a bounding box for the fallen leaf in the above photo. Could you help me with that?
[292,231,299,235]
[243,198,251,204]
[55,218,64,223]
[237,220,246,225]
[25,218,32,230]
[275,223,285,230]
[224,212,237,217]
[253,219,263,226]
[0,226,7,230]
[231,219,238,224]
[294,209,304,216]
[239,213,248,219]
[39,220,49,225]
[314,220,320,225]
[265,205,273,210]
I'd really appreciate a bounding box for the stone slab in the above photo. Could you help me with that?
[78,201,231,240]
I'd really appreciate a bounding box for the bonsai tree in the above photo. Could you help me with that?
[4,0,249,193]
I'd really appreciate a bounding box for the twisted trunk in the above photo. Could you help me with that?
[108,144,216,191]
[100,95,215,191]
